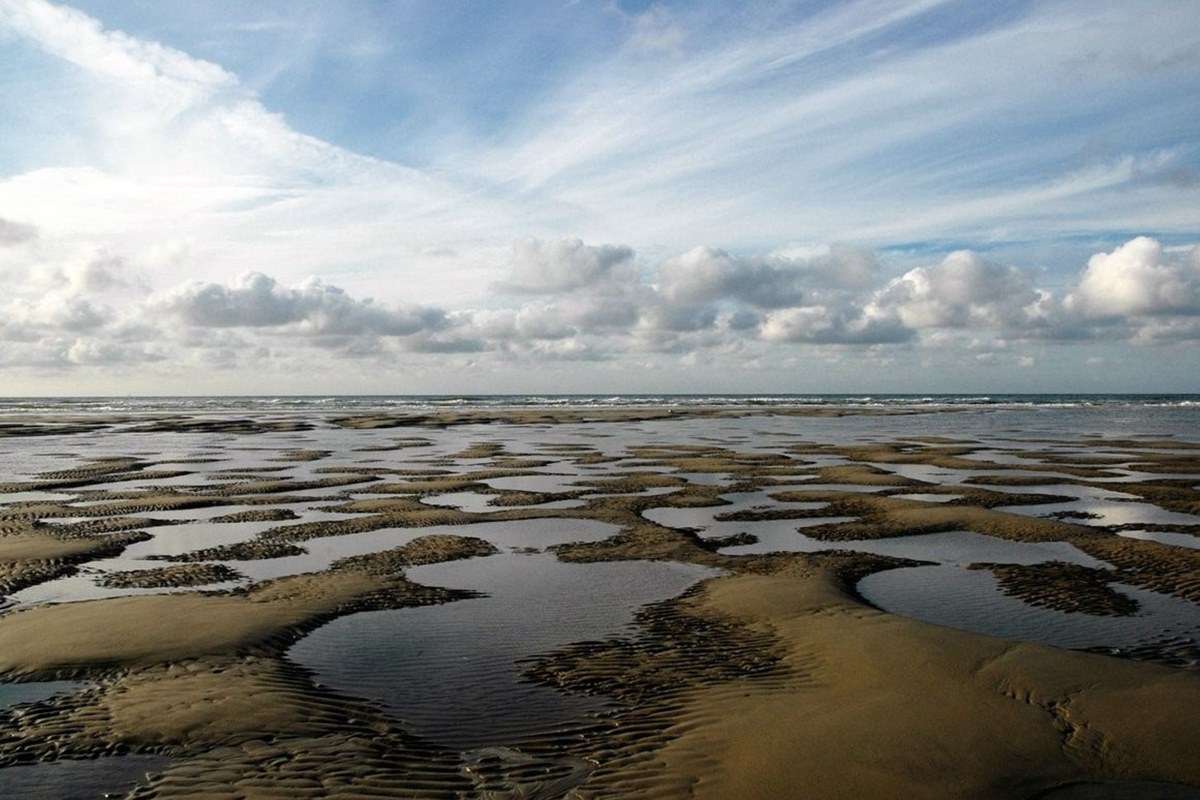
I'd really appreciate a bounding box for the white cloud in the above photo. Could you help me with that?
[25,296,109,332]
[626,5,686,54]
[657,244,881,311]
[4,232,1198,377]
[873,250,1040,329]
[0,217,38,245]
[495,238,634,294]
[658,247,800,309]
[66,337,165,365]
[760,305,911,345]
[155,272,449,337]
[6,218,1200,388]
[1065,236,1200,319]
[0,250,142,342]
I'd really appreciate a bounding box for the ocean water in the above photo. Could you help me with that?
[0,393,1198,414]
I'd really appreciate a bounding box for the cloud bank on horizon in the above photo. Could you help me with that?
[0,0,1197,393]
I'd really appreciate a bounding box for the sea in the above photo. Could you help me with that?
[0,393,1197,414]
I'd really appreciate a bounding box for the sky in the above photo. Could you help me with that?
[0,0,1198,395]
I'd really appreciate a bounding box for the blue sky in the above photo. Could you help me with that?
[0,0,1198,394]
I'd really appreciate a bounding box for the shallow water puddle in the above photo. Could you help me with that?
[232,518,622,582]
[858,565,1200,654]
[1004,499,1200,527]
[869,461,1097,486]
[0,755,171,799]
[0,680,85,709]
[974,483,1139,501]
[423,490,586,513]
[721,529,1105,564]
[790,482,892,493]
[1117,529,1200,550]
[7,571,246,609]
[0,490,74,504]
[671,471,735,486]
[595,484,679,498]
[289,553,718,749]
[8,507,362,608]
[120,507,358,559]
[483,474,584,494]
[892,492,962,503]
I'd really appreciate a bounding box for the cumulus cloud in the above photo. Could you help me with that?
[28,296,110,332]
[473,306,579,342]
[3,231,1199,378]
[405,336,487,354]
[657,245,877,309]
[495,238,634,294]
[765,244,881,290]
[156,272,449,337]
[760,306,912,345]
[657,247,803,309]
[68,254,131,292]
[0,217,38,245]
[2,296,109,340]
[873,250,1041,330]
[0,250,142,345]
[1065,237,1200,319]
[1131,317,1200,343]
[66,338,166,366]
[636,298,720,334]
[484,236,1200,355]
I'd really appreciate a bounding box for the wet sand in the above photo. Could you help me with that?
[0,404,1197,798]
[646,563,1200,799]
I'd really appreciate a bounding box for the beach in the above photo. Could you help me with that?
[0,397,1198,798]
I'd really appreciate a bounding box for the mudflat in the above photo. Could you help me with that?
[0,402,1198,798]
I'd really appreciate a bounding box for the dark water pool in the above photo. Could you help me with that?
[289,552,717,749]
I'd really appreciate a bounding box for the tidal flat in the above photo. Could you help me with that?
[0,400,1199,798]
